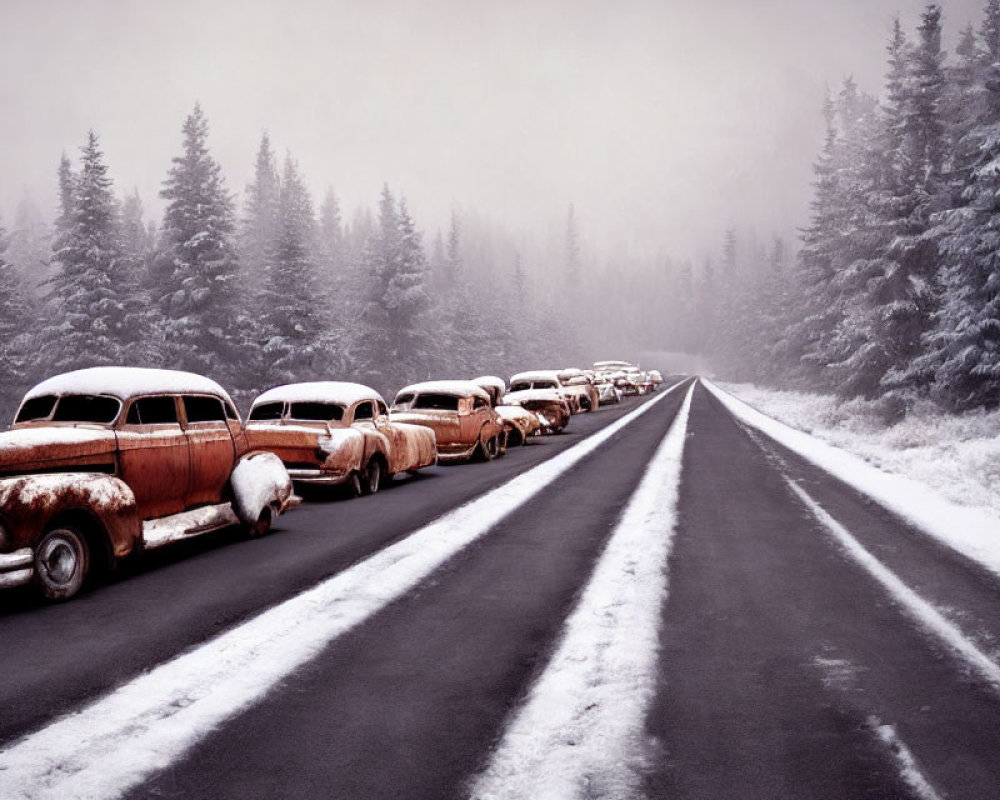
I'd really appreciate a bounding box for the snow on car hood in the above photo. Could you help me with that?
[0,427,117,468]
[496,405,534,422]
[503,389,564,405]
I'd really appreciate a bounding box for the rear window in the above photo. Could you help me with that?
[126,396,178,425]
[183,395,227,423]
[15,395,58,423]
[288,402,345,422]
[51,395,121,424]
[412,393,459,411]
[248,402,284,421]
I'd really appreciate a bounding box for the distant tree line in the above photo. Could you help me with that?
[705,1,1000,417]
[0,105,624,421]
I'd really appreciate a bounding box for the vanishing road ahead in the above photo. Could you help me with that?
[2,379,1000,799]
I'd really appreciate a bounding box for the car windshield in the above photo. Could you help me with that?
[15,395,58,423]
[391,393,415,411]
[289,402,345,422]
[35,394,122,425]
[534,381,558,390]
[248,402,285,421]
[412,393,460,411]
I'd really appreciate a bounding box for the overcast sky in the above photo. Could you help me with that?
[0,0,987,261]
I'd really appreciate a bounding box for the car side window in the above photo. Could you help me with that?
[183,395,227,424]
[474,396,487,410]
[354,401,374,421]
[127,396,179,425]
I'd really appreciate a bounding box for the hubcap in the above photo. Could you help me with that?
[41,537,78,585]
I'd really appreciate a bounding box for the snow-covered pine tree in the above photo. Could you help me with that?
[0,215,31,416]
[917,7,1000,410]
[240,132,280,285]
[357,186,432,391]
[259,153,325,385]
[45,131,127,371]
[155,104,243,384]
[6,195,51,299]
[874,5,948,405]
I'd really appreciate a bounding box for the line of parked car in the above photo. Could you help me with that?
[0,361,662,601]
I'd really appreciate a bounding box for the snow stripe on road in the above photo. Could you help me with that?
[787,479,1000,693]
[0,382,687,800]
[868,717,945,800]
[702,378,1000,579]
[470,383,694,800]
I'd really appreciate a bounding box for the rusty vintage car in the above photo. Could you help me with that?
[0,367,298,600]
[244,381,437,495]
[504,372,573,434]
[390,380,505,463]
[473,375,541,447]
[557,368,601,412]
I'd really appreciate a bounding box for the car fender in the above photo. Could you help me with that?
[230,452,297,526]
[0,473,140,559]
[317,427,366,474]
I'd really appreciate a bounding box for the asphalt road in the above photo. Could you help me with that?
[4,379,1000,799]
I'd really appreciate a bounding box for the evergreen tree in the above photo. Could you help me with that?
[240,132,280,285]
[0,215,31,412]
[260,153,325,384]
[155,104,243,383]
[45,131,127,370]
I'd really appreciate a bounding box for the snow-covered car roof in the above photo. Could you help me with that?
[251,381,382,408]
[395,380,491,401]
[24,367,233,403]
[473,375,507,393]
[510,370,563,384]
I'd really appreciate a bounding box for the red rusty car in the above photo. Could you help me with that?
[390,380,505,463]
[504,372,573,433]
[0,367,298,600]
[244,381,437,495]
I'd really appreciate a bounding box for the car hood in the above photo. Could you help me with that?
[503,389,564,406]
[0,427,117,472]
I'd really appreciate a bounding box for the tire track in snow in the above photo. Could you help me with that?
[470,383,694,800]
[0,381,688,800]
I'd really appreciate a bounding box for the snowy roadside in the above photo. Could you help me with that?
[710,380,1000,577]
[719,382,1000,519]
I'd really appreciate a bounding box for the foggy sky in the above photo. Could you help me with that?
[0,0,987,262]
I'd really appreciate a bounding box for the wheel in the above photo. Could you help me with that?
[347,471,363,497]
[486,435,500,459]
[247,505,273,538]
[34,526,89,600]
[361,458,383,495]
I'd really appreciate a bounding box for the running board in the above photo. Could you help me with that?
[142,504,241,550]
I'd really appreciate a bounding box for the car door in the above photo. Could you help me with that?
[116,395,190,520]
[182,394,237,508]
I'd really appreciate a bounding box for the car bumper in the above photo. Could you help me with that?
[287,468,353,486]
[0,548,34,589]
[436,442,479,463]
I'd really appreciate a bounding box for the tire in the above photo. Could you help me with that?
[34,526,89,601]
[486,435,500,459]
[247,505,273,538]
[361,458,383,495]
[347,471,363,497]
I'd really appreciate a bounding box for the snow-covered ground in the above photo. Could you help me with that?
[720,383,1000,518]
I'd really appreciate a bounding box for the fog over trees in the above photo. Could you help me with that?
[0,1,998,422]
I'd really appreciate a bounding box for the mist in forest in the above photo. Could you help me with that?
[0,0,996,419]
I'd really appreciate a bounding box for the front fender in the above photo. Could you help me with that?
[0,473,140,558]
[230,452,298,526]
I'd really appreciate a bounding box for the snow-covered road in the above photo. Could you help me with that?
[3,379,1000,799]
